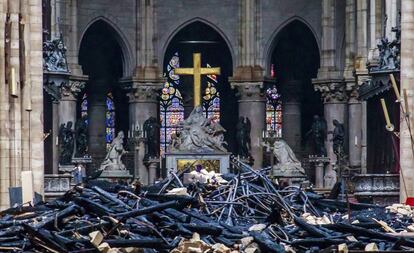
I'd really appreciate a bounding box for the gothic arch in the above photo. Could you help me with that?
[79,17,133,77]
[160,17,236,69]
[264,16,321,76]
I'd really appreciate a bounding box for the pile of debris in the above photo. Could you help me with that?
[1,160,414,252]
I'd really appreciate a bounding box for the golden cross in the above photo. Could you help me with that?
[174,53,221,106]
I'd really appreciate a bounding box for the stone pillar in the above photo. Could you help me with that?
[314,81,348,188]
[126,81,161,184]
[232,82,265,169]
[400,0,414,201]
[281,80,302,154]
[347,84,362,168]
[88,79,107,166]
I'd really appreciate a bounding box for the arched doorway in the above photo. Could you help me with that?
[161,21,236,155]
[78,20,129,167]
[267,20,322,179]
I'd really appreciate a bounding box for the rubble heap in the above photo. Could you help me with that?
[1,161,414,252]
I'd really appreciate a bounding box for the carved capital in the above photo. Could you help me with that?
[231,81,264,101]
[61,80,86,99]
[345,80,360,101]
[313,79,348,103]
[123,80,164,102]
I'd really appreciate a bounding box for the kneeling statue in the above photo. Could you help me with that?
[100,131,127,171]
[263,139,305,177]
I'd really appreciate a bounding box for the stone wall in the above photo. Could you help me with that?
[0,0,44,209]
[58,0,323,77]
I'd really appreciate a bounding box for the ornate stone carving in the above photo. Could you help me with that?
[100,131,127,171]
[368,20,401,72]
[43,79,85,102]
[61,80,86,98]
[346,81,360,100]
[44,80,63,102]
[74,116,88,158]
[43,35,69,73]
[59,121,74,165]
[314,81,348,103]
[122,82,162,102]
[143,116,160,160]
[170,106,227,153]
[231,82,264,100]
[236,116,251,158]
[306,115,327,156]
[263,139,305,176]
[329,119,345,160]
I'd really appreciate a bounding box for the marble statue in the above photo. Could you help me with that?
[263,139,305,176]
[100,131,127,171]
[43,35,69,72]
[74,116,88,157]
[143,116,160,159]
[236,116,251,158]
[170,106,227,152]
[306,115,327,156]
[59,121,74,165]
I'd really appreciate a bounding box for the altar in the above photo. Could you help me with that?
[165,151,231,173]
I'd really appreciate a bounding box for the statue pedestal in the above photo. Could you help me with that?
[165,152,231,174]
[99,170,133,183]
[59,164,74,173]
[272,167,307,186]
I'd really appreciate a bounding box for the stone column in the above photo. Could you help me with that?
[231,82,265,169]
[314,81,348,188]
[126,80,161,185]
[88,79,107,167]
[281,80,302,154]
[400,0,414,201]
[347,83,362,168]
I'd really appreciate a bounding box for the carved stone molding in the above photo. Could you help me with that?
[61,80,86,99]
[43,35,69,73]
[313,80,348,103]
[121,79,164,103]
[345,80,360,101]
[230,82,264,101]
[43,74,86,102]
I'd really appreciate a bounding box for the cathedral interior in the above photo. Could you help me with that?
[0,0,407,204]
[2,0,414,251]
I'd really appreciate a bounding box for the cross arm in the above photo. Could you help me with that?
[174,68,194,75]
[200,67,221,75]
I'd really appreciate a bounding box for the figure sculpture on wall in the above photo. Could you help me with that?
[306,115,327,156]
[170,106,227,152]
[100,131,127,171]
[263,139,305,176]
[236,116,251,158]
[330,119,345,159]
[143,117,160,159]
[43,35,69,72]
[59,121,74,165]
[75,116,88,157]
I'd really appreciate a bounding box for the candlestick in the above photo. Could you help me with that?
[381,98,394,131]
[404,89,410,115]
[10,68,17,97]
[390,74,401,101]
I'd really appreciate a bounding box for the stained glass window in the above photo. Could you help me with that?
[106,93,116,150]
[266,85,282,137]
[81,93,88,124]
[79,92,116,150]
[160,53,184,156]
[203,64,220,123]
